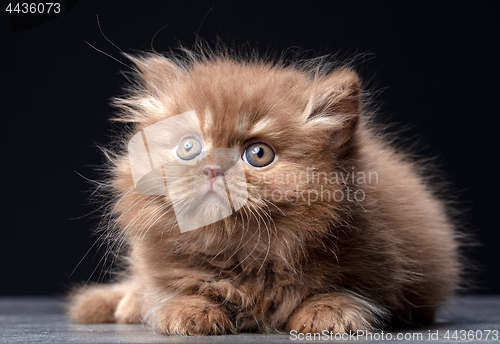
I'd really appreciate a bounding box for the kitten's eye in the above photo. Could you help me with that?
[177,137,203,160]
[243,142,276,167]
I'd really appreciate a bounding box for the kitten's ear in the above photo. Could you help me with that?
[305,68,361,155]
[112,54,185,123]
[125,53,184,92]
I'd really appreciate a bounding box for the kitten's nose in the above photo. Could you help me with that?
[202,167,224,180]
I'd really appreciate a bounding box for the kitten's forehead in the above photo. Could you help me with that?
[195,99,299,149]
[177,61,310,148]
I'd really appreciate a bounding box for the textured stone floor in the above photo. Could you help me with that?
[1,296,499,343]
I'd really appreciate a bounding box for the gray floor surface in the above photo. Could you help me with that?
[1,296,499,344]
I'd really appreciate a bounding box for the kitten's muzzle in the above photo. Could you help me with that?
[202,166,224,180]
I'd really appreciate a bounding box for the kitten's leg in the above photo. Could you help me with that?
[67,283,129,323]
[145,294,236,335]
[287,293,387,334]
[114,289,142,323]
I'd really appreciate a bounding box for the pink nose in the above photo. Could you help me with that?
[202,167,224,180]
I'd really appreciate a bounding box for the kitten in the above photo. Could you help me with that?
[68,49,461,335]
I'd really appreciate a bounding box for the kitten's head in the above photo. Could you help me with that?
[109,51,362,256]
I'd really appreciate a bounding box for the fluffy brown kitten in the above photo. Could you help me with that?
[68,49,461,335]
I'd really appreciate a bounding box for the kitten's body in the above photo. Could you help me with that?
[69,51,461,335]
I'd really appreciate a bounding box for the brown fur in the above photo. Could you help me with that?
[67,49,461,335]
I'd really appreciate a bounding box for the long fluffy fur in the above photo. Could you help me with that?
[68,46,462,335]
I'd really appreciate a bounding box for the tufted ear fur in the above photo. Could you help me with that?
[305,68,362,156]
[112,54,186,123]
[125,53,185,93]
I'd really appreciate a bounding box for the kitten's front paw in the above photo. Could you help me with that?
[288,293,385,334]
[198,280,249,307]
[158,296,236,335]
[67,284,126,323]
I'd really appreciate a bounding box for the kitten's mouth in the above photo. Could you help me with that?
[204,181,224,199]
[202,166,225,195]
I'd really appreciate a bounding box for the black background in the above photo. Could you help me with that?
[1,1,498,295]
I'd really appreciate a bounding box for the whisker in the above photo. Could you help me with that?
[95,14,126,54]
[84,41,132,70]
